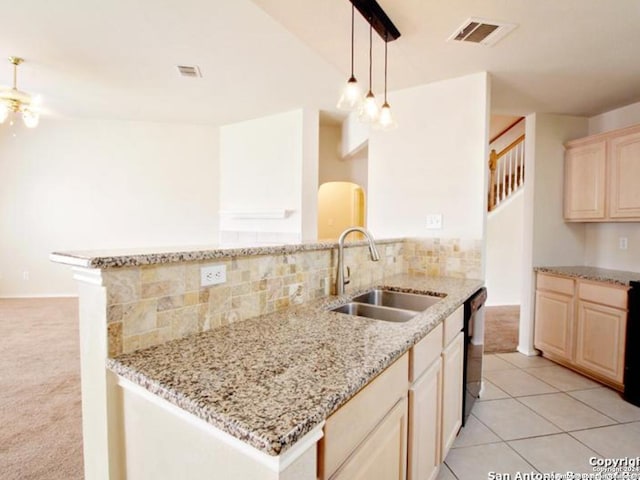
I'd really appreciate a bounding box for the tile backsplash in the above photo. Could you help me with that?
[105,241,404,356]
[103,237,481,356]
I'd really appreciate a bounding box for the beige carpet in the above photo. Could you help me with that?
[484,305,520,353]
[0,298,83,480]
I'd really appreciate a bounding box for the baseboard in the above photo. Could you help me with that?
[0,294,79,299]
[517,344,539,356]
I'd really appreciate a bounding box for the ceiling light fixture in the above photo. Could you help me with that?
[337,4,362,111]
[359,22,379,123]
[375,37,397,130]
[0,57,41,129]
[338,0,400,129]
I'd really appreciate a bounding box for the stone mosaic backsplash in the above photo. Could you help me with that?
[404,237,482,279]
[105,241,405,356]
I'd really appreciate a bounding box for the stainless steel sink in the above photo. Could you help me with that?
[331,302,416,323]
[351,289,443,311]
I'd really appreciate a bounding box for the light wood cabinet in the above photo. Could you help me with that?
[564,124,640,222]
[408,358,442,480]
[534,272,629,389]
[332,398,408,480]
[534,290,574,361]
[322,305,468,480]
[575,302,627,384]
[564,140,606,220]
[440,332,464,459]
[321,354,408,479]
[608,129,640,218]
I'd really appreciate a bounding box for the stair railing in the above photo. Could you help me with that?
[488,134,525,211]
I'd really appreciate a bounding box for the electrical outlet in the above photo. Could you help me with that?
[22,271,29,281]
[201,264,226,287]
[426,214,443,229]
[619,237,628,250]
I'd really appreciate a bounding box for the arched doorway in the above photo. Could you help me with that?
[317,182,366,240]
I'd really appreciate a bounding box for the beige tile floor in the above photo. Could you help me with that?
[438,353,640,480]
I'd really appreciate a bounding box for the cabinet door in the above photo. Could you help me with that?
[534,290,574,361]
[564,141,606,220]
[575,301,627,384]
[441,333,463,460]
[608,129,640,218]
[408,358,442,480]
[331,397,408,480]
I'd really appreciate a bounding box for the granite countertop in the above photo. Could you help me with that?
[107,273,483,457]
[534,266,640,286]
[49,238,404,269]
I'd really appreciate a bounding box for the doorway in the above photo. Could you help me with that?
[317,182,366,240]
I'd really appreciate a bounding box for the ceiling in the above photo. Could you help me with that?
[1,0,639,126]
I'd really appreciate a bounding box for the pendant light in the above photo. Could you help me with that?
[359,22,379,123]
[336,4,362,111]
[375,37,397,130]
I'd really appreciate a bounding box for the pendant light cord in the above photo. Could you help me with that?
[368,22,373,91]
[350,5,355,77]
[384,38,388,103]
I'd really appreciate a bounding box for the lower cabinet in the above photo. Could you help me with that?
[575,300,627,384]
[534,272,629,389]
[441,332,464,458]
[332,398,408,480]
[534,290,574,361]
[408,358,442,480]
[320,305,467,480]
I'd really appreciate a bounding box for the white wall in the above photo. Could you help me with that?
[219,109,318,243]
[368,72,490,242]
[485,190,524,306]
[0,118,220,297]
[489,120,525,155]
[318,124,368,191]
[588,100,640,134]
[519,113,589,354]
[584,100,640,272]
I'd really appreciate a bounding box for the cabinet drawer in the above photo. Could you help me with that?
[443,306,463,348]
[321,353,409,479]
[578,281,628,309]
[409,323,443,382]
[537,273,575,296]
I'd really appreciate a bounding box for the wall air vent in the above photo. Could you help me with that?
[448,18,517,46]
[176,65,202,78]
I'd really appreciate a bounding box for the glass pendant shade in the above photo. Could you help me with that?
[0,57,41,129]
[337,76,362,111]
[375,102,397,130]
[359,91,379,123]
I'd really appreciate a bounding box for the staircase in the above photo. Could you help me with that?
[488,134,525,211]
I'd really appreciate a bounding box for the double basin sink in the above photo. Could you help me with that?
[331,289,443,323]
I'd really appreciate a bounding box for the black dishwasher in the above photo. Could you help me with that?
[624,281,640,406]
[463,287,486,425]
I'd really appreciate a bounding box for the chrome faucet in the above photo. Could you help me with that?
[335,227,381,295]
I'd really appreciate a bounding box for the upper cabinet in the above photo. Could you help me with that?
[564,124,640,222]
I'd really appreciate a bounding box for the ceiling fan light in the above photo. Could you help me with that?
[22,109,39,128]
[337,76,362,111]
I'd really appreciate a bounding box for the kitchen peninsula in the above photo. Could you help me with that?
[52,238,483,480]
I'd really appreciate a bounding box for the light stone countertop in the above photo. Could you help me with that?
[107,273,483,457]
[534,266,640,286]
[50,238,404,269]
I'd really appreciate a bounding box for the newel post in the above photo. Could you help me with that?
[488,149,498,210]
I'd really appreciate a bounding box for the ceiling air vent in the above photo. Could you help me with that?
[176,65,202,78]
[448,18,517,46]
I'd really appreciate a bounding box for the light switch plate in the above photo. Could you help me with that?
[426,214,443,229]
[201,264,227,286]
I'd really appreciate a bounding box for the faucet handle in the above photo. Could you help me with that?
[344,266,351,285]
